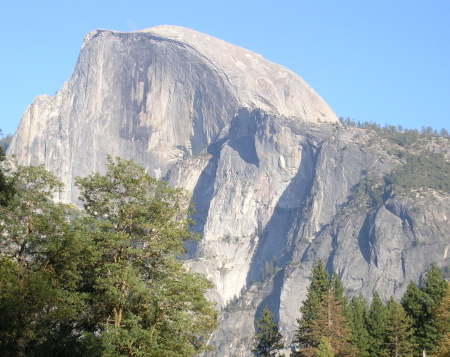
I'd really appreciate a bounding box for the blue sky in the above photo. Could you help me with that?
[1,0,449,136]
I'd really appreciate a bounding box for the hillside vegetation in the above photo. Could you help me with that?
[340,118,450,205]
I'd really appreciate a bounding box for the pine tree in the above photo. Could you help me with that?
[349,294,370,357]
[315,337,334,357]
[294,261,355,357]
[401,280,423,351]
[433,282,450,357]
[293,259,331,354]
[366,291,386,357]
[420,264,448,354]
[252,306,284,357]
[308,290,355,356]
[331,273,350,318]
[402,264,448,355]
[382,297,416,357]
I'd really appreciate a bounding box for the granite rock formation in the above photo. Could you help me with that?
[7,26,450,356]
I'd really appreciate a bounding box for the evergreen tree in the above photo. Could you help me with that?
[349,294,370,357]
[433,282,450,357]
[401,280,423,350]
[294,262,355,357]
[331,273,350,318]
[307,290,355,357]
[402,264,448,355]
[315,337,334,357]
[0,157,218,356]
[420,264,448,354]
[75,157,217,356]
[382,297,416,357]
[0,162,90,356]
[366,291,386,357]
[293,259,330,354]
[252,306,284,357]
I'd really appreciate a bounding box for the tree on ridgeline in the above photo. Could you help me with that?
[252,306,284,357]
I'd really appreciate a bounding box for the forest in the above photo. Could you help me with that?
[0,150,217,356]
[252,260,450,357]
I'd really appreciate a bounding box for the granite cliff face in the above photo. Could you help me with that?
[7,26,450,356]
[8,25,336,202]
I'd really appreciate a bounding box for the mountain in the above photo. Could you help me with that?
[7,25,336,203]
[7,26,450,356]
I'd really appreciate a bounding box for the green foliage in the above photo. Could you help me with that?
[331,273,350,317]
[433,282,450,357]
[338,117,449,141]
[402,264,448,355]
[294,261,354,356]
[315,337,334,357]
[0,157,218,356]
[293,259,331,354]
[349,294,370,357]
[75,156,218,356]
[366,291,386,357]
[261,258,278,281]
[339,119,450,201]
[419,264,448,353]
[0,162,89,356]
[382,297,416,356]
[0,147,15,206]
[385,150,450,194]
[252,306,284,357]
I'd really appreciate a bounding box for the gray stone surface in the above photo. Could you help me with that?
[7,26,450,356]
[7,25,336,203]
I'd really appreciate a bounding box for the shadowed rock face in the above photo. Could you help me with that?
[7,26,450,357]
[170,110,450,356]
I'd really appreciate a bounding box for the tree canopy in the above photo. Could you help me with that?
[252,306,284,357]
[0,157,218,356]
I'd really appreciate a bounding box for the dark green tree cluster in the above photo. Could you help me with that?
[0,156,217,357]
[291,260,448,357]
[252,306,284,357]
[401,264,449,356]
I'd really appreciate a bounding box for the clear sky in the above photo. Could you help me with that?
[1,0,449,136]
